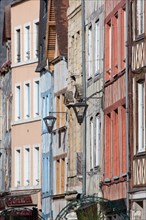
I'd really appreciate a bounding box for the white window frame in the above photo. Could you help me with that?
[33,145,40,186]
[95,20,100,75]
[138,81,145,152]
[24,23,31,61]
[109,22,112,71]
[137,0,144,36]
[6,97,10,131]
[95,114,100,167]
[24,81,31,119]
[14,148,21,187]
[14,26,22,63]
[23,146,30,186]
[33,19,39,59]
[123,8,126,60]
[88,26,92,78]
[15,84,21,121]
[90,118,94,169]
[33,79,40,117]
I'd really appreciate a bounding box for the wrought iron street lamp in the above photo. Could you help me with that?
[43,112,67,133]
[67,102,88,125]
[43,115,56,133]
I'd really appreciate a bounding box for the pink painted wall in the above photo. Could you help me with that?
[11,0,41,209]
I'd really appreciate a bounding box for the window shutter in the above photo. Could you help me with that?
[76,152,83,176]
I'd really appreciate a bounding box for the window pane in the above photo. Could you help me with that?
[138,81,145,152]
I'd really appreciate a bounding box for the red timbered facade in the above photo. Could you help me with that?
[102,0,127,218]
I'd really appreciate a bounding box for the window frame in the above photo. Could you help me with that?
[33,79,40,117]
[136,0,144,37]
[88,25,93,79]
[137,79,146,153]
[14,148,21,187]
[33,145,40,186]
[33,19,39,59]
[23,145,31,186]
[15,84,21,121]
[14,26,22,63]
[95,20,100,75]
[90,117,94,169]
[95,114,101,167]
[24,23,31,61]
[24,81,31,119]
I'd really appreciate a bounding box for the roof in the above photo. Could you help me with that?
[54,0,69,57]
[2,4,11,44]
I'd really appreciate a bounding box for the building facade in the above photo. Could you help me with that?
[66,0,83,200]
[0,0,12,196]
[102,0,128,219]
[85,0,104,197]
[51,0,69,219]
[10,0,42,218]
[130,0,146,218]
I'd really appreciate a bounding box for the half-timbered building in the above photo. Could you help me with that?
[130,0,146,218]
[102,0,128,218]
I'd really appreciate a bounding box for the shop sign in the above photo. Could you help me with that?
[5,195,33,207]
[10,209,32,216]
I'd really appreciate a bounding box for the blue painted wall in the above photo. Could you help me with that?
[40,69,54,219]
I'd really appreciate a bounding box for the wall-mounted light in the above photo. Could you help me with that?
[67,102,88,125]
[43,112,67,133]
[43,115,56,133]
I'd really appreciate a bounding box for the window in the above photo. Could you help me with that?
[108,22,112,72]
[42,94,50,131]
[113,14,118,75]
[34,80,40,117]
[56,95,60,128]
[137,81,145,152]
[34,22,39,58]
[90,118,94,169]
[136,0,144,36]
[0,152,2,187]
[113,109,119,176]
[88,26,92,78]
[95,20,100,74]
[105,113,111,178]
[42,157,49,193]
[121,8,126,69]
[15,149,21,187]
[56,158,66,194]
[15,85,21,120]
[16,29,21,62]
[6,98,11,131]
[58,128,66,149]
[24,147,30,186]
[76,152,82,176]
[105,21,112,80]
[42,97,45,130]
[61,158,65,192]
[95,115,100,167]
[24,83,30,118]
[33,146,40,185]
[56,160,60,193]
[24,25,30,60]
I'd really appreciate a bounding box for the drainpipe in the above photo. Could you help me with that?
[126,0,130,217]
[81,0,87,196]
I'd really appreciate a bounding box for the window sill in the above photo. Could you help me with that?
[11,59,38,68]
[135,33,145,42]
[12,117,41,126]
[133,151,146,159]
